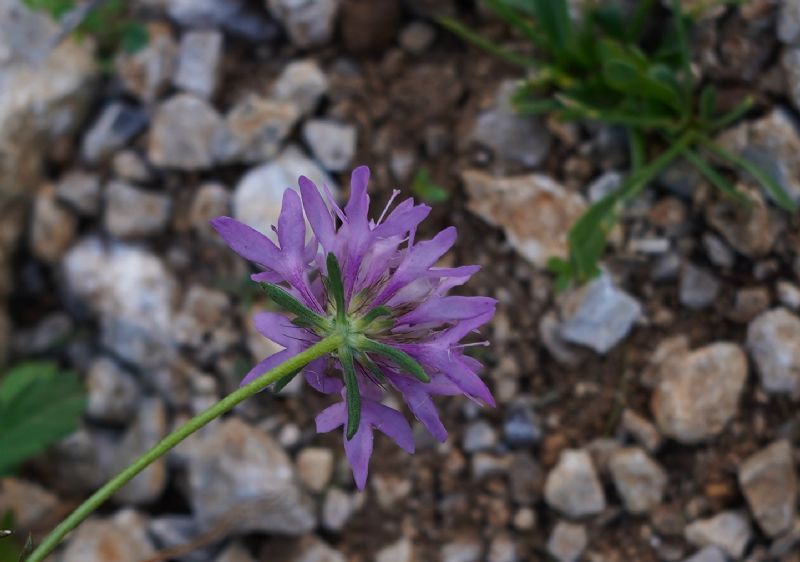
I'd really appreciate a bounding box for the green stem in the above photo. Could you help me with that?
[25,335,342,562]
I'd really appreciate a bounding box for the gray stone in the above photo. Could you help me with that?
[779,0,800,44]
[659,157,701,199]
[651,342,747,444]
[738,440,797,537]
[291,537,346,562]
[706,188,777,258]
[174,30,223,98]
[173,284,237,364]
[81,102,148,163]
[112,150,152,183]
[462,169,586,268]
[463,420,498,453]
[608,447,667,514]
[63,237,177,369]
[296,446,334,492]
[188,417,316,534]
[56,171,101,216]
[587,170,623,203]
[778,281,800,311]
[214,543,257,562]
[86,357,141,424]
[30,187,77,262]
[729,286,770,324]
[112,398,168,505]
[272,59,329,117]
[544,449,606,518]
[682,546,728,562]
[115,22,177,102]
[717,108,800,205]
[148,516,215,562]
[0,478,59,532]
[684,511,752,560]
[539,311,583,367]
[321,487,355,532]
[469,80,551,169]
[190,182,230,240]
[399,21,436,54]
[547,521,588,562]
[441,537,483,562]
[620,409,662,453]
[679,263,720,310]
[12,312,72,355]
[215,95,300,163]
[371,474,412,509]
[0,0,95,198]
[702,233,735,269]
[233,146,337,241]
[389,148,416,183]
[376,538,414,562]
[104,180,171,238]
[149,93,224,170]
[62,510,155,562]
[166,0,278,42]
[303,119,356,172]
[747,308,800,396]
[503,401,542,448]
[558,272,641,354]
[487,533,517,562]
[267,0,339,48]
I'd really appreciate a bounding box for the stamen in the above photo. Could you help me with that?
[377,189,401,225]
[323,182,346,222]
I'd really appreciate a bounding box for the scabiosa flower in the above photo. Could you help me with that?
[211,166,495,489]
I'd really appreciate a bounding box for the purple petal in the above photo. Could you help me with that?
[277,189,306,261]
[372,199,431,238]
[250,271,283,284]
[253,311,309,349]
[363,401,415,454]
[315,401,346,433]
[388,375,448,442]
[397,296,497,326]
[299,176,336,253]
[344,166,370,224]
[304,357,343,394]
[344,420,374,490]
[210,216,281,267]
[240,349,293,386]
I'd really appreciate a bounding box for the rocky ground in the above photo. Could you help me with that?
[1,0,800,561]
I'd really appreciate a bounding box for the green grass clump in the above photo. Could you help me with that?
[444,0,796,288]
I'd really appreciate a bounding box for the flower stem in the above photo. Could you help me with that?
[25,334,342,562]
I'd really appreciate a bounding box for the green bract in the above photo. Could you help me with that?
[443,0,797,287]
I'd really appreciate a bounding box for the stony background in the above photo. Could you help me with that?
[1,0,800,561]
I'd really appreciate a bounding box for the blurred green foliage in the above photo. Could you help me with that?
[444,0,796,287]
[411,168,450,204]
[24,0,148,56]
[0,362,86,476]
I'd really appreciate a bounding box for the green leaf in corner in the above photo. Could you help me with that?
[0,362,86,475]
[411,168,449,204]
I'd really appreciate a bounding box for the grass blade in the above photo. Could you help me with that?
[682,148,750,205]
[439,17,535,67]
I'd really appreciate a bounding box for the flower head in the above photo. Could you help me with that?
[212,166,495,489]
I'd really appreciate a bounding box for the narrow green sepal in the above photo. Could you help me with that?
[272,368,302,393]
[339,346,361,440]
[259,283,328,331]
[325,253,347,322]
[356,352,387,385]
[359,306,392,327]
[358,338,430,383]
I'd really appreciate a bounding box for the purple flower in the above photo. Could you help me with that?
[211,166,495,490]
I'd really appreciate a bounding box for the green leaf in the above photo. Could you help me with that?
[120,22,149,54]
[359,306,392,327]
[0,362,86,475]
[711,96,753,131]
[439,17,535,67]
[358,339,430,383]
[272,368,302,393]
[699,85,717,121]
[325,253,347,322]
[259,283,328,331]
[484,0,545,49]
[529,0,574,59]
[339,346,361,440]
[682,148,750,205]
[701,139,798,212]
[411,169,449,204]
